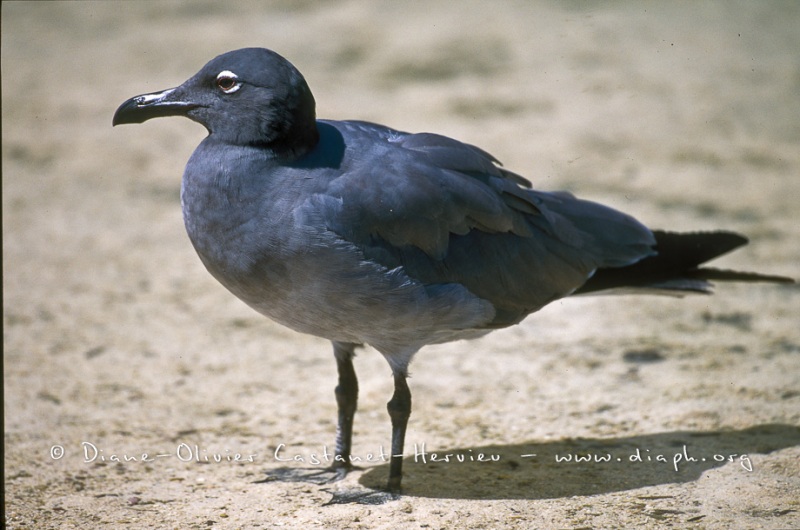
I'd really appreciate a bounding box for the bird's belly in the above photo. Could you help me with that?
[189,224,496,353]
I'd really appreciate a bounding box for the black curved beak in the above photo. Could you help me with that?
[112,87,199,126]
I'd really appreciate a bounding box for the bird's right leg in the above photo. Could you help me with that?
[257,341,360,485]
[330,341,359,478]
[386,369,411,492]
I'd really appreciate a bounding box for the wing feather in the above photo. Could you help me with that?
[313,121,656,324]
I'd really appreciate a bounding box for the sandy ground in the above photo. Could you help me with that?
[4,1,800,528]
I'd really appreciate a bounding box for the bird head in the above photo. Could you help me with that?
[113,48,319,156]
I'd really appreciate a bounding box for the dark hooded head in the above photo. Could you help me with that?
[113,48,319,157]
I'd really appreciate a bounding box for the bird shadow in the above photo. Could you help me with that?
[346,423,799,501]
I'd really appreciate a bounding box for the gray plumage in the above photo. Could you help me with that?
[113,48,792,497]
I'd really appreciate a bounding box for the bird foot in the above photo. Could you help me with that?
[255,465,356,485]
[321,488,400,506]
[257,466,401,504]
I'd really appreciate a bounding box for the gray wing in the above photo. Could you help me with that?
[316,121,656,326]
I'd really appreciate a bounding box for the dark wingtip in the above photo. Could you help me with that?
[574,230,793,295]
[689,268,796,284]
[651,230,749,265]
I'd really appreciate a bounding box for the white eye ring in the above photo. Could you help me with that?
[216,70,241,94]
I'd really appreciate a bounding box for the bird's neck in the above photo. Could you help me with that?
[255,117,320,160]
[254,85,320,160]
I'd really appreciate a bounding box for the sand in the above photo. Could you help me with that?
[3,1,799,528]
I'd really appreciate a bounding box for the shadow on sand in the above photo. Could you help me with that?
[348,423,800,500]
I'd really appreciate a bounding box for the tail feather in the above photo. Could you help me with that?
[574,230,794,296]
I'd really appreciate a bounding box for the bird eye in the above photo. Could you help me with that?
[216,71,241,94]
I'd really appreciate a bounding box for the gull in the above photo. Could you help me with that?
[113,47,792,497]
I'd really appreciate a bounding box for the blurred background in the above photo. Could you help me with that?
[4,2,799,528]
